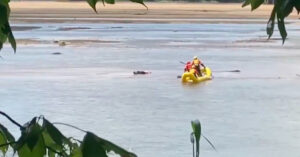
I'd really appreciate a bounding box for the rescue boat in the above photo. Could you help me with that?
[181,67,212,83]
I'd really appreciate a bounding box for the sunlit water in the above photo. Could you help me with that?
[1,22,300,157]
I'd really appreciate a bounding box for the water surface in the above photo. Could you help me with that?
[1,22,300,157]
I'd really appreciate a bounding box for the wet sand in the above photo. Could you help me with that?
[8,1,300,47]
[10,1,299,24]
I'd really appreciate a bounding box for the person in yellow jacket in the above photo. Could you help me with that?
[190,65,199,77]
[192,56,206,77]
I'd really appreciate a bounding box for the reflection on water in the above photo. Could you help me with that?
[1,22,300,157]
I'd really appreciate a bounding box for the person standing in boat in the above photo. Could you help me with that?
[192,56,206,77]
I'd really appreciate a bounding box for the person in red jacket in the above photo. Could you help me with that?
[184,61,193,72]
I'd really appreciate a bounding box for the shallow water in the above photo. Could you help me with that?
[1,22,300,157]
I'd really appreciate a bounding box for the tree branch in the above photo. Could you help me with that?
[0,111,24,129]
[52,122,87,133]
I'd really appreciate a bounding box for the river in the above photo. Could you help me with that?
[0,21,300,157]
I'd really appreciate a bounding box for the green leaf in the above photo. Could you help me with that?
[43,119,66,146]
[86,0,99,13]
[267,6,276,39]
[81,132,137,157]
[0,4,9,27]
[251,0,264,11]
[0,1,16,52]
[294,0,300,14]
[0,123,15,155]
[242,0,251,7]
[281,0,294,17]
[0,123,15,143]
[277,16,287,44]
[47,149,55,157]
[0,4,8,51]
[86,0,147,12]
[42,131,63,153]
[70,143,82,157]
[191,120,201,144]
[0,31,7,43]
[104,0,115,4]
[26,124,42,151]
[94,135,137,157]
[7,23,16,52]
[0,131,8,156]
[17,144,31,157]
[81,132,107,157]
[17,135,46,157]
[14,118,39,151]
[129,0,148,9]
[32,134,47,157]
[191,120,201,157]
[0,0,10,5]
[17,123,46,157]
[273,0,288,43]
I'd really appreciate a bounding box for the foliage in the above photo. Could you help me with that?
[0,0,16,52]
[243,0,300,43]
[0,111,136,157]
[86,0,147,13]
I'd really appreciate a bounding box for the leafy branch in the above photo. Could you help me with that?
[243,0,300,43]
[0,0,16,52]
[0,111,137,157]
[0,111,24,129]
[87,0,147,13]
[52,122,87,133]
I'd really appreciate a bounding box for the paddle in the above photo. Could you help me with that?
[213,70,240,73]
[179,61,240,73]
[179,61,186,64]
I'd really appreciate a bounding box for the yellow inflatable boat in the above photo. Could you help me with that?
[181,67,213,83]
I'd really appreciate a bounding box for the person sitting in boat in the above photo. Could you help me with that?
[190,65,200,77]
[192,56,206,76]
[184,61,193,72]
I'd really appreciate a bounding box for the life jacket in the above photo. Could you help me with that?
[192,59,201,66]
[190,68,199,75]
[184,62,192,72]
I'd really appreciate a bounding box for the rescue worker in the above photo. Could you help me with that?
[190,65,199,77]
[184,61,193,72]
[192,56,206,77]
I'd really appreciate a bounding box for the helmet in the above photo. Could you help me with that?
[193,56,198,60]
[187,61,191,64]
